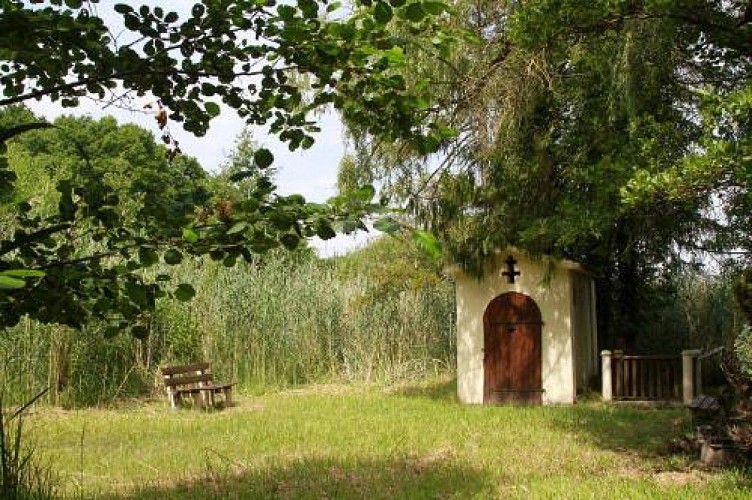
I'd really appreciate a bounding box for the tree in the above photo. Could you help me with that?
[341,0,751,348]
[207,127,276,205]
[0,0,456,334]
[0,109,213,333]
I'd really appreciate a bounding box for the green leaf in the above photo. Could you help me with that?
[326,2,342,13]
[411,229,441,260]
[164,248,183,265]
[384,46,405,65]
[374,1,393,24]
[280,233,300,249]
[205,102,221,117]
[343,219,359,233]
[227,221,248,235]
[164,11,178,23]
[422,1,447,15]
[123,13,140,30]
[254,148,274,169]
[277,5,296,19]
[192,4,205,17]
[125,282,148,307]
[103,326,120,338]
[416,134,441,154]
[113,4,133,14]
[0,276,26,290]
[222,254,237,267]
[402,2,426,22]
[285,194,306,205]
[315,219,336,240]
[229,170,255,183]
[0,269,45,278]
[354,184,376,202]
[298,0,319,18]
[174,283,196,302]
[182,227,199,243]
[373,216,401,234]
[138,247,159,266]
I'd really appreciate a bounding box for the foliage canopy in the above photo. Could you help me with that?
[0,0,455,333]
[341,0,752,346]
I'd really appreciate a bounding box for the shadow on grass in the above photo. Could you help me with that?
[553,404,752,487]
[390,377,458,403]
[549,403,691,456]
[104,455,491,499]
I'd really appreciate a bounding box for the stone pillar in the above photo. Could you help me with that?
[601,350,612,402]
[682,349,702,405]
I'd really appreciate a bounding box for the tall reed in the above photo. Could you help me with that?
[155,248,456,391]
[636,269,741,354]
[0,244,456,405]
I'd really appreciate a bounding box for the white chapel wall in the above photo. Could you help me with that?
[454,251,576,405]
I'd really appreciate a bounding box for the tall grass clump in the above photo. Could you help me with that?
[0,389,56,499]
[636,268,741,354]
[0,237,455,405]
[154,238,456,391]
[0,320,153,407]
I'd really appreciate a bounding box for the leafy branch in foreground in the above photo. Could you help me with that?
[0,0,460,335]
[0,115,385,336]
[1,0,456,151]
[340,0,751,348]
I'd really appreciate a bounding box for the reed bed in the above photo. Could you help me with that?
[0,245,456,407]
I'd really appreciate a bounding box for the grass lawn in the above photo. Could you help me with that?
[26,378,751,499]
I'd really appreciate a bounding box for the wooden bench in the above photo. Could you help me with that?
[160,362,235,409]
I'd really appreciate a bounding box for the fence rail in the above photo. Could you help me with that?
[611,354,682,401]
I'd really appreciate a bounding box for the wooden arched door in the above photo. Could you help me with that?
[483,292,543,405]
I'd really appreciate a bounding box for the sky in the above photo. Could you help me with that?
[24,1,382,256]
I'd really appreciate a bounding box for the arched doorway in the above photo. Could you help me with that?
[483,292,543,404]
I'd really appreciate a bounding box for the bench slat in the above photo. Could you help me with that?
[199,383,236,391]
[174,383,235,394]
[160,362,211,376]
[164,373,212,387]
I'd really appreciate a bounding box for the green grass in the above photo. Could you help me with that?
[27,379,751,499]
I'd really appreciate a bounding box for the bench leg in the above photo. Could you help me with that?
[190,391,204,409]
[168,390,178,409]
[224,387,233,407]
[203,389,215,409]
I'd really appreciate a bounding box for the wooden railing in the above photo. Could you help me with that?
[611,354,682,401]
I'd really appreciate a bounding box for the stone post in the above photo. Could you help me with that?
[601,350,612,402]
[682,349,702,405]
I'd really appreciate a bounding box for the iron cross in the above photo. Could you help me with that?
[502,255,520,283]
